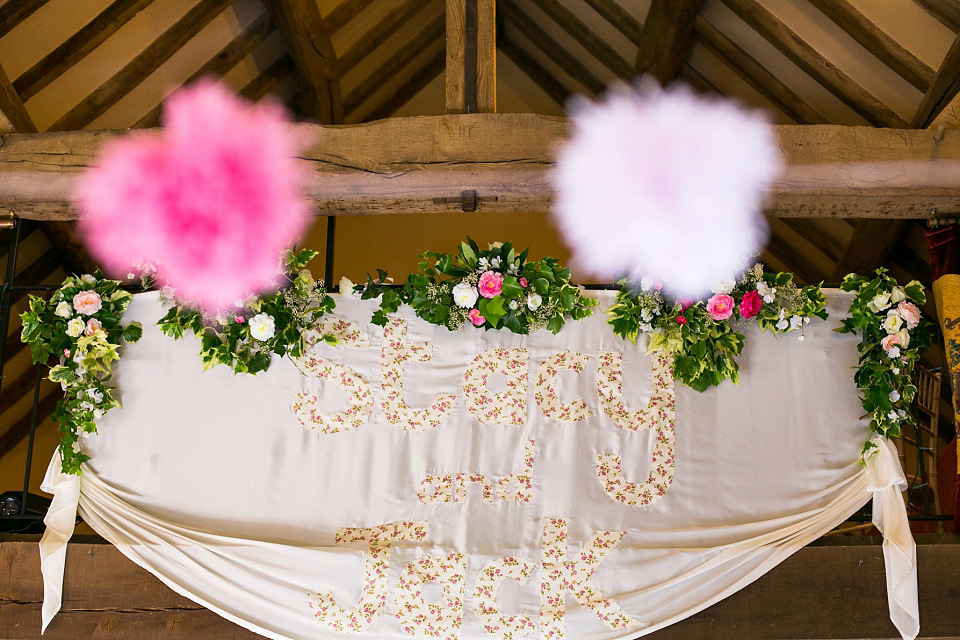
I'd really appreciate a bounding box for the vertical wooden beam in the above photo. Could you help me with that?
[0,63,35,134]
[635,0,704,83]
[912,33,960,127]
[446,0,495,113]
[263,0,342,124]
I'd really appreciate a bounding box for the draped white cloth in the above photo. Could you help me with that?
[40,290,918,639]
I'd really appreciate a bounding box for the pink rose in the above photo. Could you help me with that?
[519,277,528,288]
[881,333,901,353]
[676,315,687,325]
[678,298,694,311]
[477,271,503,298]
[705,293,734,320]
[235,315,245,324]
[468,308,486,326]
[84,318,103,336]
[897,301,920,329]
[72,290,102,315]
[739,290,763,319]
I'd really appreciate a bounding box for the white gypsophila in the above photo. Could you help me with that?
[868,292,892,313]
[884,309,903,334]
[452,282,479,308]
[80,274,97,285]
[527,293,543,311]
[890,287,906,303]
[248,313,276,341]
[339,276,358,299]
[66,317,85,338]
[553,83,779,299]
[55,302,73,318]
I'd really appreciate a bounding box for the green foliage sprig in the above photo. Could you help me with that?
[19,273,142,474]
[361,238,596,334]
[837,269,932,459]
[608,264,828,392]
[157,249,336,374]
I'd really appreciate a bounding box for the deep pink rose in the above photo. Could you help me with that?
[705,293,734,321]
[519,277,528,288]
[678,298,694,311]
[468,308,486,326]
[84,318,103,336]
[73,290,102,315]
[676,315,687,325]
[235,315,245,324]
[739,290,763,318]
[477,271,503,298]
[897,301,920,329]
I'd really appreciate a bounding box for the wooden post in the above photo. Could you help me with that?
[446,0,495,114]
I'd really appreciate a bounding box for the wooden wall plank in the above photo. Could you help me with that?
[635,0,704,83]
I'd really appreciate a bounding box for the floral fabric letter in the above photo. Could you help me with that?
[540,519,638,639]
[463,348,529,426]
[496,439,535,503]
[473,556,536,638]
[307,521,428,633]
[534,350,593,423]
[597,351,674,432]
[381,319,457,431]
[395,553,468,639]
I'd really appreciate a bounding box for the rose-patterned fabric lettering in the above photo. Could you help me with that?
[496,439,535,503]
[534,351,594,423]
[395,553,468,639]
[462,348,529,426]
[597,351,674,432]
[473,556,537,639]
[307,522,428,632]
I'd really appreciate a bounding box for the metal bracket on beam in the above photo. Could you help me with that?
[0,212,15,229]
[433,190,498,212]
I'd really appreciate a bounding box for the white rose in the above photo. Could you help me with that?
[883,309,903,334]
[890,287,906,303]
[868,292,891,313]
[80,274,97,285]
[527,293,543,311]
[895,329,910,349]
[66,317,85,338]
[508,299,519,310]
[339,276,358,299]
[713,275,735,294]
[55,302,73,318]
[248,313,276,341]
[889,390,901,402]
[452,282,479,308]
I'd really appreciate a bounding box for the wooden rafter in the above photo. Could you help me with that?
[0,0,50,38]
[500,0,604,95]
[134,13,275,129]
[694,17,828,124]
[0,63,36,134]
[48,0,235,132]
[635,0,704,83]
[325,0,376,33]
[445,0,495,113]
[677,62,724,95]
[5,117,960,219]
[364,50,445,121]
[912,33,960,127]
[581,0,643,45]
[719,0,907,128]
[339,0,432,77]
[0,391,58,460]
[264,0,341,124]
[807,0,934,92]
[499,35,570,106]
[766,228,827,283]
[13,0,158,103]
[780,219,844,264]
[347,14,444,117]
[830,220,910,281]
[240,54,296,102]
[912,0,960,32]
[536,0,631,80]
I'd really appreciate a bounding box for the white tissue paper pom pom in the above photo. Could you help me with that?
[552,82,782,299]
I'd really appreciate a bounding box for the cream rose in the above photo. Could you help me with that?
[527,293,543,311]
[248,313,276,341]
[897,301,920,329]
[66,317,85,338]
[895,329,910,349]
[890,286,906,303]
[883,309,903,334]
[453,282,480,308]
[868,291,891,313]
[80,274,97,285]
[55,301,72,318]
[72,290,102,315]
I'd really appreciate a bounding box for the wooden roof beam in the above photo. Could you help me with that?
[339,0,433,77]
[325,0,376,33]
[499,34,570,106]
[445,0,495,113]
[830,220,910,281]
[635,0,704,83]
[264,0,341,124]
[364,50,445,121]
[912,33,960,127]
[719,0,907,128]
[0,0,50,38]
[0,63,36,134]
[581,0,643,46]
[239,54,296,102]
[807,0,935,92]
[499,0,605,96]
[911,0,960,33]
[133,12,275,129]
[347,14,444,117]
[535,0,632,80]
[677,62,724,95]
[13,0,158,103]
[49,0,235,132]
[694,16,828,124]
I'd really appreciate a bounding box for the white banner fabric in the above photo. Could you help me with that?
[40,290,918,639]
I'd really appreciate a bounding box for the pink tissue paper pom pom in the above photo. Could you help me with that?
[73,78,313,311]
[552,82,782,299]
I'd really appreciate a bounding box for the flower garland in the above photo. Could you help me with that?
[19,274,142,474]
[608,264,828,392]
[157,249,336,374]
[358,239,596,334]
[837,269,932,459]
